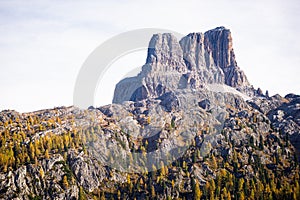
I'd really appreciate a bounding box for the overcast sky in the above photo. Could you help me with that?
[0,0,299,112]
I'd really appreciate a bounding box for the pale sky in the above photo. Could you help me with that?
[0,0,299,112]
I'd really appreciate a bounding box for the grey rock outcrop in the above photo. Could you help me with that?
[267,95,300,159]
[203,27,250,89]
[113,27,254,104]
[113,33,188,104]
[248,94,286,114]
[247,93,300,160]
[0,27,299,200]
[0,156,79,200]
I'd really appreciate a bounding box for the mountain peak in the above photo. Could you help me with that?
[145,33,187,73]
[113,27,254,104]
[146,33,182,63]
[203,27,250,88]
[1,27,300,200]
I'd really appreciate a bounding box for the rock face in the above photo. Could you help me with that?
[247,93,300,160]
[180,32,224,85]
[268,95,300,159]
[113,33,188,104]
[146,33,186,72]
[113,27,254,104]
[203,27,249,88]
[0,27,299,200]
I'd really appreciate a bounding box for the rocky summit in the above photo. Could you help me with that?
[0,27,299,200]
[113,27,254,104]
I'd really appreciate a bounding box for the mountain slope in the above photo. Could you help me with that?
[0,27,299,200]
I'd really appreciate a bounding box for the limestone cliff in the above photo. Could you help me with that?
[0,27,299,200]
[113,27,254,104]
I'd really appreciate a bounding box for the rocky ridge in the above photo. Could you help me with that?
[0,27,299,200]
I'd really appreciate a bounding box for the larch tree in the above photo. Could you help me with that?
[194,181,202,200]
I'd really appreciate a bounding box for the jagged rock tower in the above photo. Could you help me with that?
[113,27,255,104]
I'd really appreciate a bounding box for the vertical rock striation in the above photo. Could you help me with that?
[113,33,187,103]
[203,27,250,89]
[113,27,254,104]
